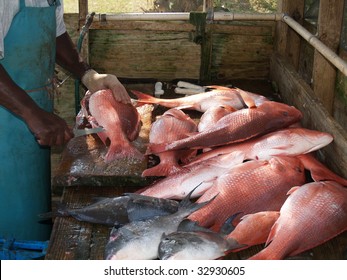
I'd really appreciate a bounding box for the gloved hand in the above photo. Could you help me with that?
[81,69,131,104]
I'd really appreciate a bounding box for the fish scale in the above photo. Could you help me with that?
[188,156,306,231]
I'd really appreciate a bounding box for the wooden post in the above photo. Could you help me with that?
[200,0,213,83]
[312,0,344,114]
[78,0,89,63]
[275,0,304,70]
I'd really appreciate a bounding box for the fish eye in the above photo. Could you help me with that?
[282,111,289,116]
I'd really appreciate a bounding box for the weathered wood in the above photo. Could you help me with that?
[312,0,345,114]
[210,24,274,81]
[270,53,347,179]
[89,29,201,80]
[297,20,317,84]
[334,50,347,131]
[275,0,304,69]
[91,20,195,32]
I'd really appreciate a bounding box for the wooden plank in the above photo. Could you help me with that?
[89,29,201,80]
[275,0,304,70]
[334,50,347,131]
[312,0,344,114]
[91,20,196,32]
[210,31,273,81]
[270,53,347,179]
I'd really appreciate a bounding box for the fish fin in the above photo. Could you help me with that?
[174,104,196,111]
[286,186,301,196]
[205,85,231,91]
[131,90,160,104]
[264,222,279,247]
[179,183,218,212]
[298,153,347,186]
[235,88,256,108]
[177,219,214,233]
[146,143,169,154]
[219,212,243,235]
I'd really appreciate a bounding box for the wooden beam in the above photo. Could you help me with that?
[270,53,347,179]
[312,0,344,114]
[78,0,89,62]
[275,0,304,70]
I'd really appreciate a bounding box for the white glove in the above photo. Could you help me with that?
[81,69,131,104]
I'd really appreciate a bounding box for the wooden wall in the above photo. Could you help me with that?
[86,20,275,83]
[270,0,347,178]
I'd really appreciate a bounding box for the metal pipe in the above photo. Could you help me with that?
[283,15,347,77]
[93,12,284,22]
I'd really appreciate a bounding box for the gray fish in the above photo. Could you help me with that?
[158,214,238,260]
[39,193,179,227]
[104,186,216,260]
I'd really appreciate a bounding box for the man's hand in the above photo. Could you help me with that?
[25,108,73,147]
[81,69,131,104]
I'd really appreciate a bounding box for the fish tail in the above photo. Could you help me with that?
[298,153,347,186]
[179,184,218,214]
[38,203,69,220]
[225,237,248,253]
[141,162,183,177]
[104,144,144,163]
[131,90,160,104]
[219,212,243,235]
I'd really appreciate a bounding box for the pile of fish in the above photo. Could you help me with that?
[130,85,347,260]
[70,85,347,260]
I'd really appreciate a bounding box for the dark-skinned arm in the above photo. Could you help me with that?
[0,64,73,146]
[55,31,131,104]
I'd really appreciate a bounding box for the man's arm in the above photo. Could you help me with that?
[0,64,73,146]
[55,31,131,104]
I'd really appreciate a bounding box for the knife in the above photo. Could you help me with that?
[73,126,105,137]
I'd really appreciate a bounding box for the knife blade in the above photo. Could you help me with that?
[73,127,105,137]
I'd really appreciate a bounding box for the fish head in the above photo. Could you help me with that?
[104,226,135,260]
[260,101,303,129]
[292,128,333,153]
[158,232,219,260]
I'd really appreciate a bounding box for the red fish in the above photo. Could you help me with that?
[249,181,347,260]
[147,101,303,154]
[198,105,236,132]
[190,127,333,163]
[188,156,306,231]
[88,89,144,162]
[132,86,268,113]
[142,108,198,177]
[225,211,280,252]
[137,152,245,200]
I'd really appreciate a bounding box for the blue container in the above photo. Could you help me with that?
[0,238,49,260]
